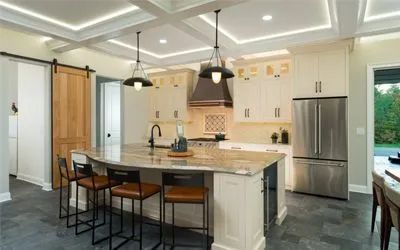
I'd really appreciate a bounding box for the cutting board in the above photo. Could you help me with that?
[167,150,194,157]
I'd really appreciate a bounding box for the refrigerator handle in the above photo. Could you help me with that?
[314,104,318,154]
[318,104,322,154]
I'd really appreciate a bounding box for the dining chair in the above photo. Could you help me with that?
[372,170,386,249]
[383,181,400,250]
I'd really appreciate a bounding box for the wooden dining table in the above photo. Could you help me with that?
[385,168,400,182]
[375,156,400,184]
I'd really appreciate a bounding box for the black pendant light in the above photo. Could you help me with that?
[123,31,153,91]
[199,9,234,84]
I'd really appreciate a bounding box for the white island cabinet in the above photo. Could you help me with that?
[70,144,287,250]
[219,141,293,190]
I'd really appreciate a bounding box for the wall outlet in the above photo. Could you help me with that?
[356,127,365,135]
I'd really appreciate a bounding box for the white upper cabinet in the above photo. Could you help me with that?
[148,70,193,122]
[234,59,292,123]
[234,79,261,122]
[294,49,348,98]
[317,50,347,97]
[265,60,291,80]
[236,64,260,83]
[294,54,318,98]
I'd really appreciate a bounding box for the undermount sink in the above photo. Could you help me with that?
[146,145,170,149]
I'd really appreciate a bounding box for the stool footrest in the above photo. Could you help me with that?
[172,225,205,230]
[75,219,106,235]
[165,243,209,249]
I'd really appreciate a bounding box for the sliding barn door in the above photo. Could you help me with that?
[52,66,91,188]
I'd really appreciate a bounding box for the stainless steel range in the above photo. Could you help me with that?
[187,138,225,148]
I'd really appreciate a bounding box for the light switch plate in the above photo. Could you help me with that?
[356,127,365,135]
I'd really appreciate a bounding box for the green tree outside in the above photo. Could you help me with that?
[375,84,400,147]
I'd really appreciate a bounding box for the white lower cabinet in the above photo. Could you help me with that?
[219,142,293,190]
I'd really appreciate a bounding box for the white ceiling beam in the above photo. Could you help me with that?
[334,0,361,38]
[0,6,77,43]
[53,0,246,53]
[130,0,221,48]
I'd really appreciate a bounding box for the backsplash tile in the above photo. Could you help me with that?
[204,113,226,134]
[148,107,291,144]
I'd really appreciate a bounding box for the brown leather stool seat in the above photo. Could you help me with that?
[77,175,120,191]
[112,183,161,200]
[164,186,208,203]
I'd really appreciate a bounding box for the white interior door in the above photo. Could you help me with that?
[104,82,121,145]
[17,62,46,183]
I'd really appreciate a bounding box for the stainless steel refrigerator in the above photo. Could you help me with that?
[292,97,348,199]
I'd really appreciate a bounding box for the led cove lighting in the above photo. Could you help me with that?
[262,15,272,21]
[241,49,289,59]
[108,39,212,59]
[199,0,331,45]
[0,1,138,31]
[364,10,400,22]
[159,39,167,44]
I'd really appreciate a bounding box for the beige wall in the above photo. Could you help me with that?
[349,38,400,187]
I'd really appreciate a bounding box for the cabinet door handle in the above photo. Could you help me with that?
[231,146,242,150]
[248,108,250,117]
[274,108,277,117]
[266,149,278,152]
[315,81,318,93]
[176,110,179,118]
[319,81,322,93]
[244,108,247,118]
[278,108,280,117]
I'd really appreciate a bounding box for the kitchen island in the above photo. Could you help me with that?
[71,144,287,250]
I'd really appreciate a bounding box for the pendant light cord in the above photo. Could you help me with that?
[215,9,220,49]
[136,31,141,63]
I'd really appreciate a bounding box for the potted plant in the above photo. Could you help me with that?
[271,132,279,144]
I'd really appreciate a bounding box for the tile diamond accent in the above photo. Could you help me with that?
[204,113,226,134]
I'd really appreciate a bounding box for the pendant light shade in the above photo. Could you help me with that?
[199,9,234,84]
[123,31,153,90]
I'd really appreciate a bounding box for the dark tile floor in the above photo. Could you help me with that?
[0,177,398,250]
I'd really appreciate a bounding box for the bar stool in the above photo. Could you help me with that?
[107,168,162,249]
[73,161,120,245]
[383,181,400,250]
[371,170,386,249]
[57,156,91,227]
[162,172,209,249]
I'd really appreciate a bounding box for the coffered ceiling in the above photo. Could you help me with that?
[1,0,400,69]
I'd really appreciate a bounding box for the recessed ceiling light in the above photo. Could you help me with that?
[159,39,167,44]
[262,15,272,21]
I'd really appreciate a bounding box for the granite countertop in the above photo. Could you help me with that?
[71,143,286,176]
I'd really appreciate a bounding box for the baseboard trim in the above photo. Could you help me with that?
[276,206,287,225]
[254,236,266,250]
[17,173,44,187]
[42,182,52,191]
[0,192,12,203]
[349,184,370,194]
